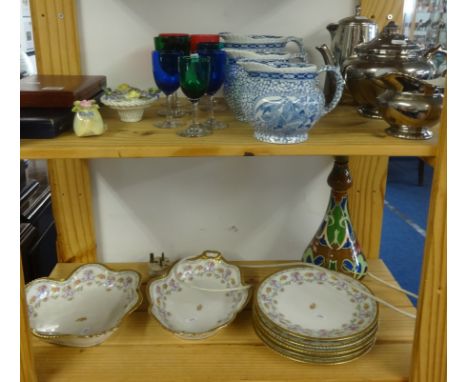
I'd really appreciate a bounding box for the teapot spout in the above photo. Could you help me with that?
[326,23,339,40]
[316,44,337,66]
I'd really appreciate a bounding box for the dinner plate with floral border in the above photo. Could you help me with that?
[256,266,378,341]
[252,304,378,353]
[252,312,377,358]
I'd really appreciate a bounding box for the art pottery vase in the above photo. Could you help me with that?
[302,156,367,279]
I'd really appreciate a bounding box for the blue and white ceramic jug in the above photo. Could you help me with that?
[238,62,344,144]
[220,33,305,56]
[224,49,293,121]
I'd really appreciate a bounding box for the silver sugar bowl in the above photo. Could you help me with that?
[372,72,444,140]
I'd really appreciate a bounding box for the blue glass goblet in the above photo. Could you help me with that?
[152,50,183,128]
[198,48,228,128]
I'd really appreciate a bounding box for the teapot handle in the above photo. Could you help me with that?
[317,65,344,115]
[424,44,447,77]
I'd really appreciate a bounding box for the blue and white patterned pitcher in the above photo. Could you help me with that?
[224,49,293,122]
[219,33,305,56]
[237,62,344,144]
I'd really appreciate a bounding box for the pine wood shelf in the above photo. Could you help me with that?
[20,101,438,159]
[31,259,416,382]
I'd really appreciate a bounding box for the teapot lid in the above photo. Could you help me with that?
[355,21,422,57]
[332,5,378,28]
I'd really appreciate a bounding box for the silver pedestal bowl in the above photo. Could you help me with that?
[373,73,444,140]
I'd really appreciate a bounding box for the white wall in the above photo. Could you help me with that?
[77,0,353,263]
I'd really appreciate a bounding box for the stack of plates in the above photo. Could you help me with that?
[252,266,379,364]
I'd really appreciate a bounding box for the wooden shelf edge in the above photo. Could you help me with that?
[20,105,438,160]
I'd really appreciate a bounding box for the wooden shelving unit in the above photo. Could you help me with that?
[20,102,445,382]
[21,1,446,381]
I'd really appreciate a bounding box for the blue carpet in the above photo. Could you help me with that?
[380,157,433,306]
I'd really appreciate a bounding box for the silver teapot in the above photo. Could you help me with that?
[316,5,378,103]
[320,5,379,70]
[343,20,447,118]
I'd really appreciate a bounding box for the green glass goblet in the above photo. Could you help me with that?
[177,55,212,138]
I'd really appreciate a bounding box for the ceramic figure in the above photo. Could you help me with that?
[72,100,105,137]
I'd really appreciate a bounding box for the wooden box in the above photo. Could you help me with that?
[20,75,106,108]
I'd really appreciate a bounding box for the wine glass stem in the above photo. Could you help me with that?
[208,95,215,122]
[166,94,174,123]
[191,100,199,126]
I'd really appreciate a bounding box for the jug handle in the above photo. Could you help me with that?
[317,65,344,115]
[286,36,309,63]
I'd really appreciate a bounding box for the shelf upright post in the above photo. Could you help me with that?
[410,86,447,382]
[29,0,97,263]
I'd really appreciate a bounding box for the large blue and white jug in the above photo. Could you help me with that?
[238,62,344,144]
[224,49,292,122]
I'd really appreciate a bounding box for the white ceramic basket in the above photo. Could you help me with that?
[100,95,160,122]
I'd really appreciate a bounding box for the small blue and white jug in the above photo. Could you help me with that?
[238,62,344,144]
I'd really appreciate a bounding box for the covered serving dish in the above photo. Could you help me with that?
[343,20,446,118]
[147,250,251,340]
[25,264,142,347]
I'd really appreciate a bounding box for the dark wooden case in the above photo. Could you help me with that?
[20,75,107,108]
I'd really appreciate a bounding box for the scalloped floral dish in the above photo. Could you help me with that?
[25,264,142,347]
[147,251,251,340]
[256,267,378,340]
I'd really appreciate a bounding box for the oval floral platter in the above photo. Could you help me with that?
[256,266,378,341]
[147,250,251,340]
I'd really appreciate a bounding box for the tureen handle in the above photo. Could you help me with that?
[199,250,224,261]
[317,65,345,115]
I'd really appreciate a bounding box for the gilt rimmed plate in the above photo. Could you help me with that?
[147,250,251,340]
[254,302,378,346]
[253,318,377,365]
[252,314,377,359]
[252,305,378,352]
[25,264,142,347]
[256,267,378,341]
